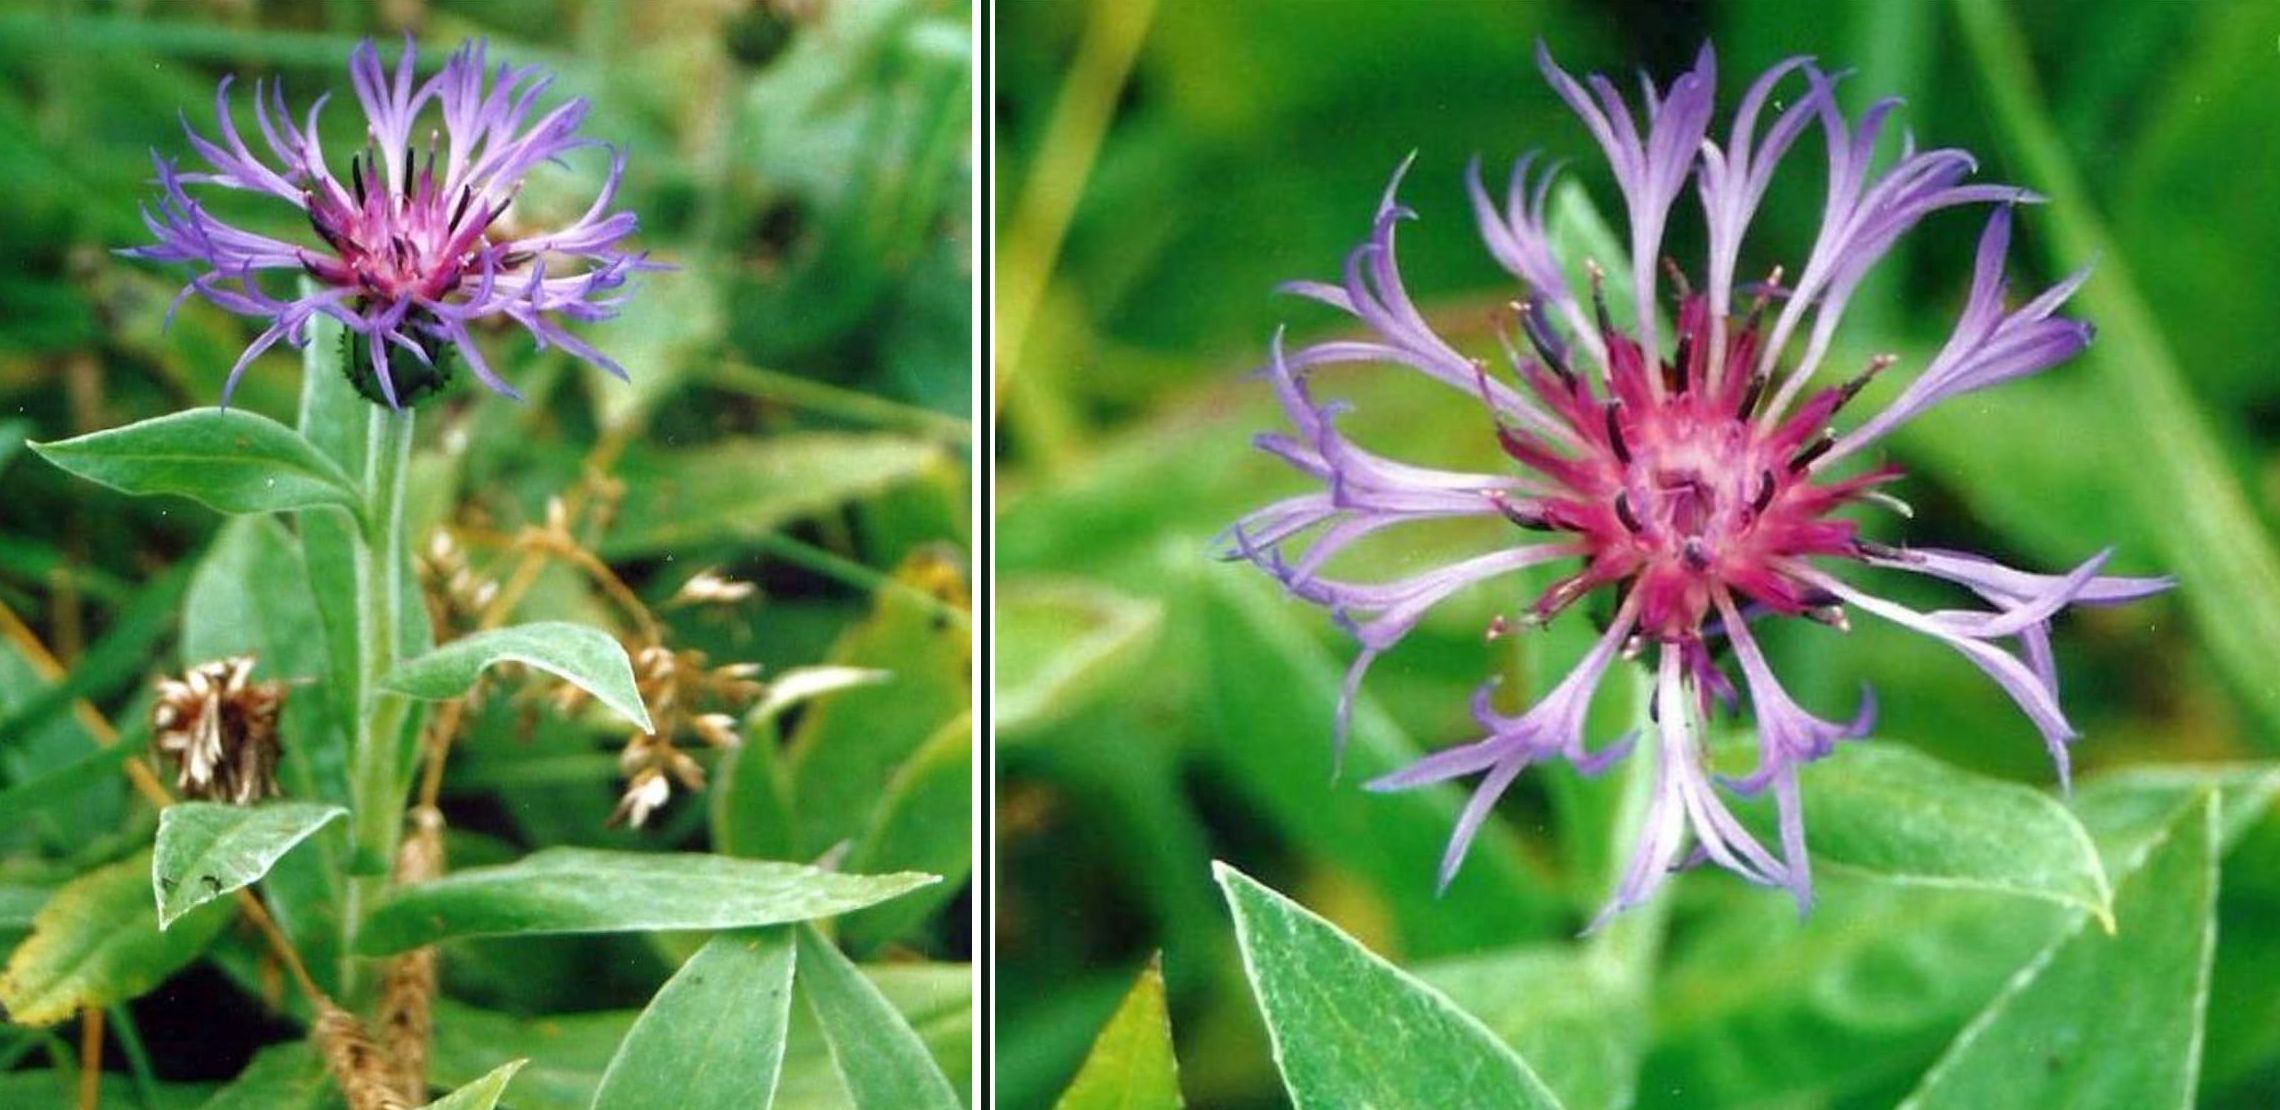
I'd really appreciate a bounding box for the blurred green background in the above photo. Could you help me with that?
[995,1,2280,1106]
[0,0,972,1102]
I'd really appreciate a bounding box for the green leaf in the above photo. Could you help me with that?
[1903,792,2219,1108]
[713,720,798,861]
[787,550,971,859]
[152,802,347,929]
[996,577,1163,741]
[601,434,942,558]
[0,851,234,1026]
[2068,763,2280,869]
[381,622,653,732]
[422,1059,528,1110]
[355,848,937,955]
[1641,885,2071,1104]
[199,1042,331,1110]
[1420,945,1644,1110]
[1214,862,1563,1109]
[1054,957,1182,1110]
[593,929,797,1109]
[1741,743,2113,921]
[793,926,964,1109]
[839,712,972,954]
[29,408,364,522]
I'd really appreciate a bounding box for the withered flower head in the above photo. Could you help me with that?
[589,644,766,828]
[153,655,285,804]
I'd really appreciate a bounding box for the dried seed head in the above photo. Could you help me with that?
[692,712,741,749]
[313,1002,412,1110]
[153,656,284,804]
[416,527,500,638]
[609,766,673,829]
[671,569,757,606]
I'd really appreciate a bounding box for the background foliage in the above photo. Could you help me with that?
[0,0,972,1105]
[995,1,2280,1106]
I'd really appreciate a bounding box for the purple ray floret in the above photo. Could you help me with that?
[1224,41,2172,922]
[125,37,660,407]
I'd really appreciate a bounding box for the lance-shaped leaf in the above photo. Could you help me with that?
[0,851,234,1026]
[1904,791,2220,1108]
[593,929,797,1109]
[423,1059,529,1110]
[794,926,964,1109]
[382,623,653,732]
[356,849,936,955]
[1055,956,1183,1110]
[152,802,347,929]
[1214,862,1563,1109]
[1736,743,2113,923]
[30,408,364,522]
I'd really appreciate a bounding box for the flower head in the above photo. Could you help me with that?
[1226,43,2171,921]
[126,37,657,408]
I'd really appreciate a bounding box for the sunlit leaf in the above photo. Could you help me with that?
[30,408,364,522]
[593,929,796,1109]
[792,926,964,1109]
[381,622,652,732]
[355,848,936,954]
[1904,792,2218,1107]
[1215,862,1562,1109]
[422,1059,527,1110]
[152,802,346,929]
[1741,742,2112,920]
[1054,957,1182,1110]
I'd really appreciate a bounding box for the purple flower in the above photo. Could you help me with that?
[1226,42,2172,921]
[126,37,658,408]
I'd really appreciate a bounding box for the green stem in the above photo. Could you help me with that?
[342,404,415,1004]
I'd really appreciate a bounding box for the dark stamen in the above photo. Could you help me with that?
[1521,299,1573,385]
[349,155,366,202]
[1853,539,1912,561]
[1788,434,1834,473]
[1667,334,1692,394]
[1529,572,1595,624]
[1485,490,1557,531]
[1682,539,1711,572]
[1739,370,1769,417]
[1800,587,1843,609]
[1751,470,1777,514]
[450,186,475,230]
[1613,492,1643,534]
[1604,405,1631,464]
[1837,353,1897,410]
[1588,262,1615,339]
[403,141,416,201]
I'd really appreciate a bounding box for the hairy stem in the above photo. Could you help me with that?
[343,405,415,1005]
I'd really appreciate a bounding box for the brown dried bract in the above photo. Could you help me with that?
[152,655,284,804]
